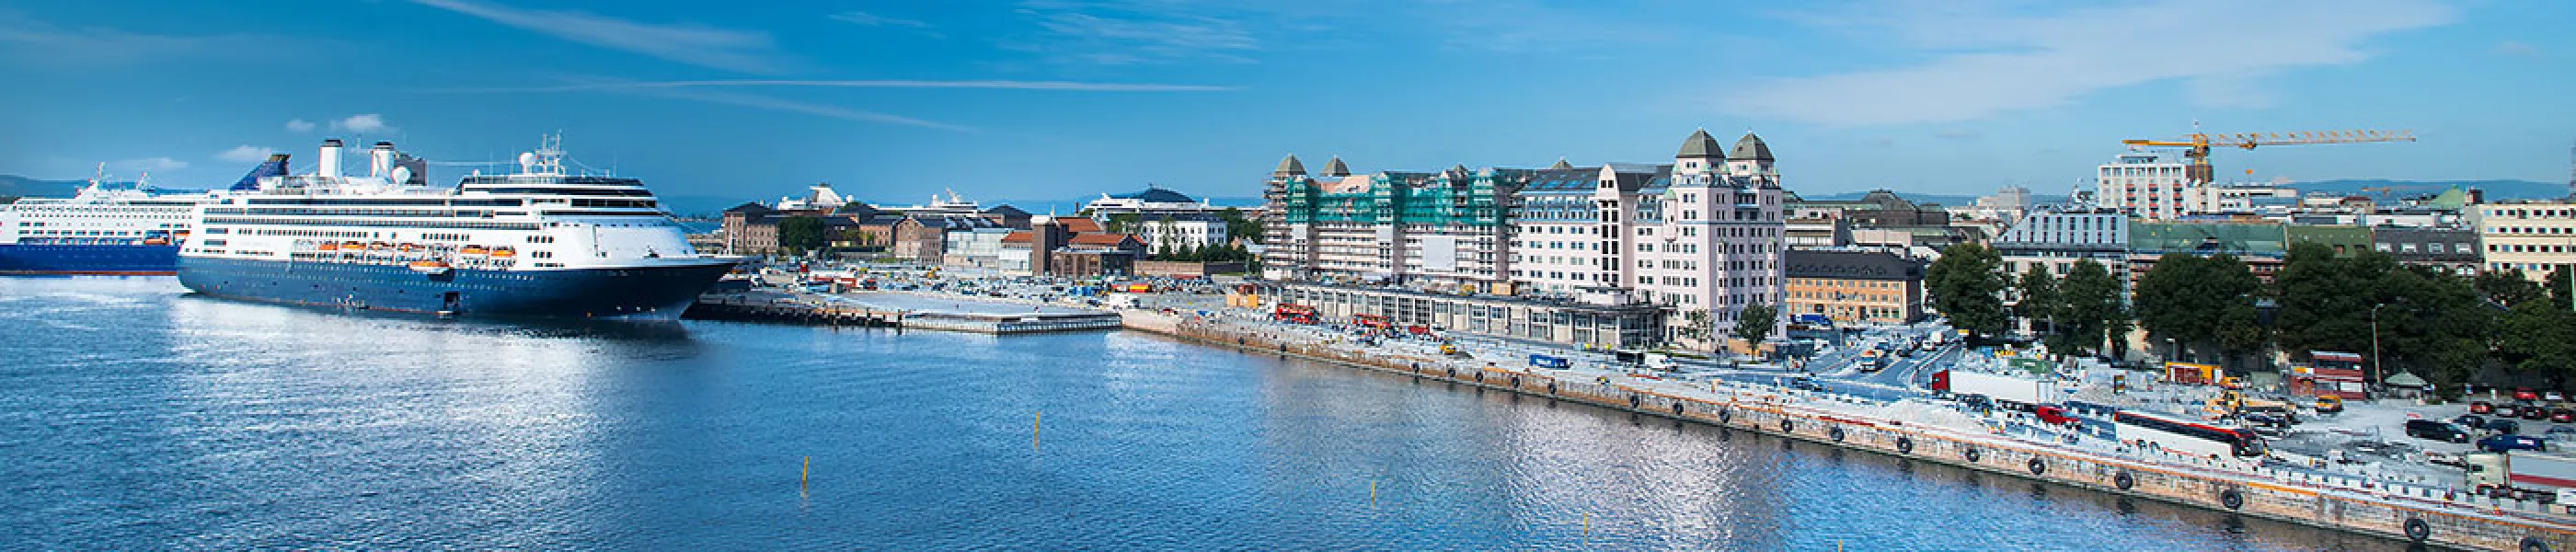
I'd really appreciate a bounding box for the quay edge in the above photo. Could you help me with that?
[1122,311,2576,552]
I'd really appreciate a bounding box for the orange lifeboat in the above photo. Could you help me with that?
[397,243,421,253]
[368,242,390,251]
[489,247,517,259]
[316,242,339,251]
[142,236,170,246]
[408,259,452,274]
[459,245,489,256]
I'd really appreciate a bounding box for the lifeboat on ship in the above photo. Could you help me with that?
[408,259,451,274]
[316,242,340,252]
[459,245,489,256]
[489,247,516,259]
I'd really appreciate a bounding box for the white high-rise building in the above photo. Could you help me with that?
[2096,152,2193,219]
[1634,131,1788,341]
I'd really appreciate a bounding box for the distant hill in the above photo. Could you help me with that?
[2293,178,2569,201]
[0,175,86,199]
[1798,190,2072,207]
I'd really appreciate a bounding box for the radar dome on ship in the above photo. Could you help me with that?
[517,152,538,172]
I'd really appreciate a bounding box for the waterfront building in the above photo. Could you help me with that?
[891,213,1005,264]
[1114,212,1228,256]
[1258,130,1788,349]
[1267,282,1666,349]
[1781,248,1926,325]
[941,226,1015,268]
[1259,157,1514,290]
[2472,200,2576,280]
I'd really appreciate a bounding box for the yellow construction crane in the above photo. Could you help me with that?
[2122,129,2416,184]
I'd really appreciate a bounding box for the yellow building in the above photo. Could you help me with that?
[2475,200,2576,281]
[1782,249,1926,325]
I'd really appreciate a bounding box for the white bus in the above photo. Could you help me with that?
[2114,409,2266,460]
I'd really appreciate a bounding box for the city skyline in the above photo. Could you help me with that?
[3,0,2570,204]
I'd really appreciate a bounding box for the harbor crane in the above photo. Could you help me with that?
[2122,128,2416,184]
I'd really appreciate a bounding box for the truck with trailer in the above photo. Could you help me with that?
[1932,369,2059,406]
[2466,451,2576,501]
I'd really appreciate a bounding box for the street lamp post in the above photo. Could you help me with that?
[2370,303,2386,397]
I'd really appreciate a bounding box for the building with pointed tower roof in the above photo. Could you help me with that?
[1321,156,1351,178]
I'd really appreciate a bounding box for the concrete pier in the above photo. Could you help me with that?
[1129,312,2576,552]
[684,293,1121,334]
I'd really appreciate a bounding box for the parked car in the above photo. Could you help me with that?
[2486,419,2524,435]
[2473,401,2496,415]
[2517,387,2541,401]
[2556,408,2575,424]
[2426,450,2467,467]
[2548,426,2576,441]
[2524,406,2554,421]
[2408,420,2473,443]
[2494,404,2525,419]
[2479,434,2549,454]
[2456,414,2489,430]
[2552,391,2569,402]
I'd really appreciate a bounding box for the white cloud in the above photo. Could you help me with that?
[112,156,187,172]
[1723,0,2455,126]
[284,119,316,132]
[333,114,391,133]
[410,0,787,74]
[215,145,276,163]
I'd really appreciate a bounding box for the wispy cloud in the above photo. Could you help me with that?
[334,114,393,133]
[113,156,187,173]
[1006,0,1260,65]
[0,9,299,66]
[409,0,788,74]
[2495,40,2540,58]
[284,119,317,132]
[1724,0,2455,126]
[830,10,940,38]
[442,79,1236,93]
[536,76,971,132]
[215,145,276,163]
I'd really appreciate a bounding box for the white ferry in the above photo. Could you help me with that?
[0,166,230,275]
[176,136,739,319]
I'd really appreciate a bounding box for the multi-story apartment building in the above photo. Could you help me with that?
[1995,208,2133,287]
[2372,226,2480,275]
[1259,130,1788,348]
[1260,156,1514,290]
[2473,200,2576,280]
[2096,152,2194,219]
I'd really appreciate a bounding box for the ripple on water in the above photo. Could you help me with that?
[0,277,2407,550]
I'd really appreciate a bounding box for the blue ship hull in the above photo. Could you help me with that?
[177,256,736,320]
[0,243,180,275]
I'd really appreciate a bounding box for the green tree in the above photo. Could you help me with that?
[775,216,827,257]
[2271,243,2392,356]
[2134,253,2264,368]
[1680,309,1713,343]
[2476,269,2547,306]
[2499,298,2576,387]
[1733,303,1779,357]
[1218,207,1263,244]
[1926,243,2008,339]
[2017,264,2060,339]
[1104,213,1141,235]
[2053,259,2127,357]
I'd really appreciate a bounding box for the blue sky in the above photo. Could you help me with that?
[2,0,2570,208]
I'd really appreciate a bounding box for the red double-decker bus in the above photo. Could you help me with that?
[1352,314,1392,329]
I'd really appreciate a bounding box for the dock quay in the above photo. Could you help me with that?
[1125,311,2576,552]
[684,293,1121,334]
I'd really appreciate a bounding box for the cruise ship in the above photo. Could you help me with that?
[176,136,739,319]
[0,167,236,275]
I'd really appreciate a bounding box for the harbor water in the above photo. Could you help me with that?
[0,278,2403,550]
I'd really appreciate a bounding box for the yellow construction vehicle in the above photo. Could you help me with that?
[2122,128,2415,184]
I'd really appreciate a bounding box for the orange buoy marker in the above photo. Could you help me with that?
[1581,512,1589,536]
[1370,480,1377,507]
[801,455,810,487]
[1034,411,1042,450]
